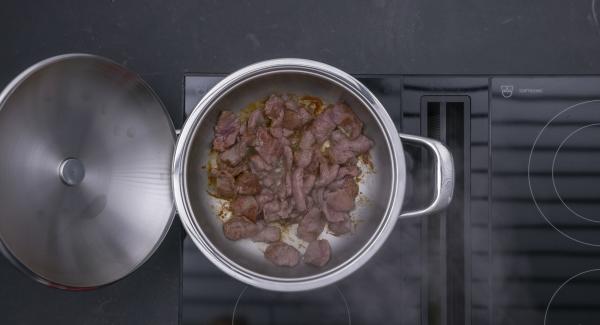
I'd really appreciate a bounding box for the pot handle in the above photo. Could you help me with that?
[397,133,455,219]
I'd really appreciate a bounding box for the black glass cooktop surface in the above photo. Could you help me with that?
[490,77,600,325]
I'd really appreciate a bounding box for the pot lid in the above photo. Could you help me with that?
[0,54,176,289]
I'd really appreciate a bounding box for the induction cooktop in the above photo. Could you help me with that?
[182,75,600,325]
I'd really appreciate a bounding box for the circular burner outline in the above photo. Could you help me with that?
[231,285,352,325]
[551,123,600,224]
[544,268,600,325]
[528,99,600,247]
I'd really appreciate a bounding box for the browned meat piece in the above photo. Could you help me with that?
[282,107,313,130]
[249,154,271,173]
[283,95,299,110]
[328,217,352,236]
[265,95,285,127]
[282,146,294,197]
[223,217,259,240]
[337,165,360,179]
[247,109,265,131]
[305,195,315,211]
[304,239,331,267]
[213,170,236,199]
[220,141,248,166]
[328,177,359,198]
[252,221,281,243]
[261,168,284,189]
[263,200,281,222]
[256,188,274,209]
[231,195,259,222]
[311,108,336,143]
[236,171,261,195]
[212,111,240,152]
[325,188,355,212]
[280,199,295,220]
[311,187,325,207]
[264,242,300,267]
[263,199,294,222]
[304,149,320,175]
[283,146,294,168]
[292,168,306,212]
[329,131,374,164]
[331,102,363,139]
[294,149,313,168]
[284,171,293,198]
[283,128,294,137]
[303,173,316,195]
[315,162,339,188]
[299,130,316,149]
[265,95,285,115]
[254,127,282,165]
[219,161,247,177]
[297,207,325,242]
[323,205,349,223]
[269,127,293,142]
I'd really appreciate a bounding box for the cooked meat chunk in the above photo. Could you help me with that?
[304,239,331,267]
[264,242,300,267]
[303,173,316,195]
[209,94,374,268]
[263,199,294,222]
[292,168,306,212]
[263,200,282,222]
[254,127,282,165]
[323,206,349,223]
[297,207,326,242]
[219,161,247,177]
[325,188,355,212]
[213,111,240,152]
[337,165,360,179]
[265,95,285,127]
[315,162,339,188]
[256,188,274,208]
[252,221,281,243]
[311,108,336,143]
[223,217,259,240]
[331,102,363,139]
[328,177,359,198]
[282,107,313,129]
[247,109,265,131]
[220,141,248,166]
[236,171,261,195]
[311,187,325,207]
[213,170,236,199]
[249,154,271,173]
[329,131,374,164]
[328,217,352,236]
[294,149,313,168]
[231,195,259,222]
[299,130,316,149]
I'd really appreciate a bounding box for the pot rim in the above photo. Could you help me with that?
[173,58,406,291]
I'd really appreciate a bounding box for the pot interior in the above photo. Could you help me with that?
[184,70,401,279]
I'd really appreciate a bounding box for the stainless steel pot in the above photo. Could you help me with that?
[173,59,454,291]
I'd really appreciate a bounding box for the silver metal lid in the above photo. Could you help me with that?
[0,54,176,289]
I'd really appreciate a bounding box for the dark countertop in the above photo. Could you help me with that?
[1,1,600,324]
[2,0,600,126]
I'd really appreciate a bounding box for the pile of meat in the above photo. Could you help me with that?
[209,94,373,268]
